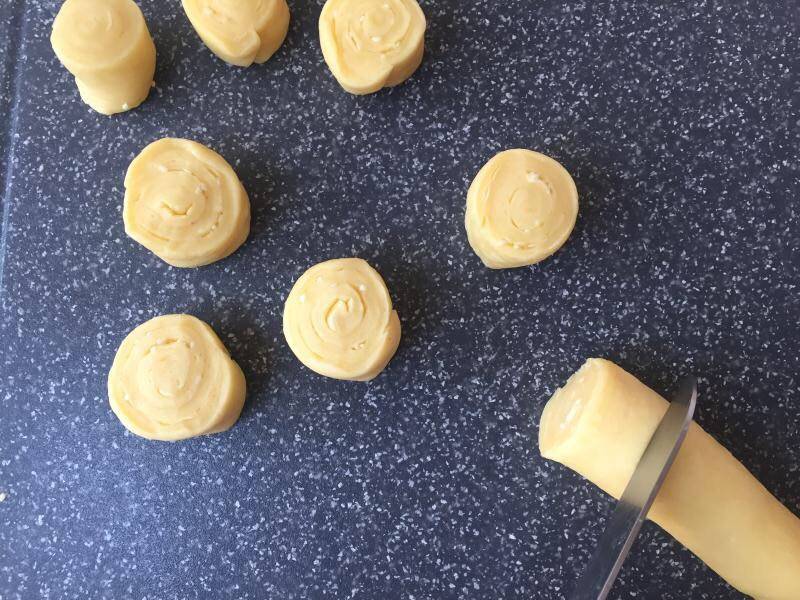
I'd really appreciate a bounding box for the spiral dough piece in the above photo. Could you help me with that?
[319,0,426,95]
[465,149,579,269]
[283,258,402,381]
[182,0,290,67]
[108,314,246,441]
[50,0,156,115]
[123,138,251,268]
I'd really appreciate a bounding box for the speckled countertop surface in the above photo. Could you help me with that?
[1,1,799,598]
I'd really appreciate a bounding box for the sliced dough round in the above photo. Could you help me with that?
[283,258,401,381]
[108,314,246,441]
[465,149,579,269]
[319,0,426,95]
[50,0,156,115]
[182,0,290,67]
[123,138,251,268]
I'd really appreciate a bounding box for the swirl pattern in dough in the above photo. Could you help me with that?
[108,314,246,441]
[283,258,402,381]
[182,0,290,67]
[319,0,426,95]
[465,149,579,269]
[50,0,156,115]
[123,138,251,268]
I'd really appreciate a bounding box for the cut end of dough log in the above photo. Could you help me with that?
[319,0,426,95]
[539,358,605,462]
[51,0,156,115]
[182,0,290,67]
[465,149,579,269]
[123,138,251,268]
[108,314,246,441]
[283,258,401,381]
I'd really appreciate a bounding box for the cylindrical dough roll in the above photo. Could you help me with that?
[50,0,156,115]
[539,358,800,600]
[465,149,578,269]
[123,138,251,268]
[283,258,401,381]
[108,314,246,441]
[182,0,290,67]
[319,0,426,95]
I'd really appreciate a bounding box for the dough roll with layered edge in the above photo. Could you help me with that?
[283,258,401,381]
[182,0,290,67]
[50,0,156,115]
[465,149,579,269]
[539,358,800,600]
[319,0,426,95]
[123,138,250,268]
[108,314,246,441]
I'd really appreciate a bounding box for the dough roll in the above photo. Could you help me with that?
[319,0,426,95]
[123,138,250,268]
[465,149,578,269]
[50,0,156,115]
[539,358,800,600]
[108,314,246,441]
[283,258,401,381]
[182,0,290,67]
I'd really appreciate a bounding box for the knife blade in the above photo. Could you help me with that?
[570,375,698,600]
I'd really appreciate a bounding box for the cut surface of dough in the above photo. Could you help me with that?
[123,138,250,268]
[283,258,401,381]
[465,149,578,269]
[182,0,290,67]
[50,0,156,115]
[539,358,800,600]
[108,314,246,441]
[319,0,426,95]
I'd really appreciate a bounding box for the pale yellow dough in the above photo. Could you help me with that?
[108,314,246,441]
[283,258,401,381]
[319,0,426,95]
[123,138,251,268]
[182,0,290,67]
[539,358,800,600]
[465,149,579,269]
[50,0,156,115]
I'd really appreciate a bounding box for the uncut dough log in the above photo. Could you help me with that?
[283,258,401,381]
[182,0,290,67]
[51,0,156,115]
[539,358,800,600]
[319,0,426,95]
[465,149,578,269]
[108,314,246,441]
[123,138,250,268]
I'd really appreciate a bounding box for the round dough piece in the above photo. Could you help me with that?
[182,0,290,67]
[108,314,246,441]
[123,138,251,268]
[50,0,156,115]
[465,149,579,269]
[283,258,401,381]
[319,0,426,95]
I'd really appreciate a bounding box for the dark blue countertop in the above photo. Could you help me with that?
[1,1,798,598]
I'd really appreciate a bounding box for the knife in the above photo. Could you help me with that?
[570,375,698,600]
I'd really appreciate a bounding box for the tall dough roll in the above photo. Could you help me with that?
[50,0,156,115]
[123,138,251,268]
[465,149,578,269]
[319,0,426,95]
[182,0,290,67]
[283,258,401,381]
[539,358,800,600]
[108,314,246,441]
